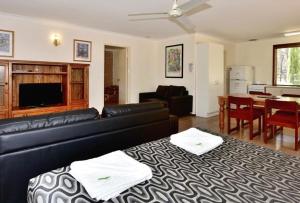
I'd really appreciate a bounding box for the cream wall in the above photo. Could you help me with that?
[0,13,157,111]
[155,34,196,99]
[155,33,236,113]
[235,35,300,84]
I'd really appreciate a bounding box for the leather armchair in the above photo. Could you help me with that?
[139,85,193,116]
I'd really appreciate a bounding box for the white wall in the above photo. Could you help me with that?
[0,13,157,111]
[155,33,236,114]
[0,12,241,115]
[235,35,300,85]
[155,34,196,105]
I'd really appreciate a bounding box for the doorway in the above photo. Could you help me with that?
[104,45,128,106]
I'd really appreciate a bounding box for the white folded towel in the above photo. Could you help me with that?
[170,128,223,155]
[69,150,152,201]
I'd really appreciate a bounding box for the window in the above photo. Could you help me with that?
[273,43,300,86]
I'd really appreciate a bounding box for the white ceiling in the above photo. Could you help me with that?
[0,0,300,41]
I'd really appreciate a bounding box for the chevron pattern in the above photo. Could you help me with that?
[28,129,300,203]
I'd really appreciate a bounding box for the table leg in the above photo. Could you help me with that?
[218,97,225,131]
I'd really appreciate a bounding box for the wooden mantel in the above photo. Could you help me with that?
[0,60,89,119]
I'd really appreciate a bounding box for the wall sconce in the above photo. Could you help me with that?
[51,33,62,46]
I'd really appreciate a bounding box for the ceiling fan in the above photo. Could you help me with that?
[128,0,210,33]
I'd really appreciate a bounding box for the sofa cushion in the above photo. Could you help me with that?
[142,99,168,107]
[0,108,100,135]
[0,108,170,155]
[168,86,186,97]
[101,102,164,118]
[156,85,169,99]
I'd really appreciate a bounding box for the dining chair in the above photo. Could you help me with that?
[227,96,263,140]
[241,91,271,128]
[264,99,300,151]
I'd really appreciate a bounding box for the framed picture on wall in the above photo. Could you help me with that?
[165,44,183,78]
[73,39,92,62]
[0,29,14,57]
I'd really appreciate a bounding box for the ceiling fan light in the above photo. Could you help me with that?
[284,31,300,37]
[169,8,183,17]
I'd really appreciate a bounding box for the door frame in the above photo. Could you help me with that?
[104,44,129,104]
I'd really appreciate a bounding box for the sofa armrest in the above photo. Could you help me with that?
[169,115,178,134]
[168,95,193,116]
[139,92,157,102]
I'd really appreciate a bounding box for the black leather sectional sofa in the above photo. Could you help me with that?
[139,85,193,116]
[0,102,178,203]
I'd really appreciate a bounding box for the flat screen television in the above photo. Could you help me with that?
[19,83,63,108]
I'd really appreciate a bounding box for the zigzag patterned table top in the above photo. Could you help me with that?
[28,129,300,203]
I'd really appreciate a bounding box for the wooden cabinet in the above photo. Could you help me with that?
[70,64,89,109]
[0,60,89,119]
[0,62,9,119]
[0,111,8,119]
[11,62,69,109]
[12,106,69,118]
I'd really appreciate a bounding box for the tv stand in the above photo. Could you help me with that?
[12,105,69,118]
[0,60,89,119]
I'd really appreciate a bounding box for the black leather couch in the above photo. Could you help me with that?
[139,85,193,116]
[0,102,178,203]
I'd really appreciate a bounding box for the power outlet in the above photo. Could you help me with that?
[188,63,194,72]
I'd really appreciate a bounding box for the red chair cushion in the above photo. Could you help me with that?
[268,111,299,127]
[230,107,262,120]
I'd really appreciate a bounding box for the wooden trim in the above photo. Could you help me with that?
[85,66,89,103]
[12,105,69,118]
[12,71,68,75]
[272,45,276,86]
[8,59,88,66]
[0,62,9,112]
[11,60,68,66]
[67,64,71,107]
[273,42,300,49]
[8,62,12,117]
[273,42,300,86]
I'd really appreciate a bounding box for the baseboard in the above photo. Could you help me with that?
[197,111,218,118]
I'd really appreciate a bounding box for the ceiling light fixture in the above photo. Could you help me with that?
[284,31,300,37]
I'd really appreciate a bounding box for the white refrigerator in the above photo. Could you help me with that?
[229,66,254,94]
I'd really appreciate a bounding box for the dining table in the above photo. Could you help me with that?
[218,94,300,131]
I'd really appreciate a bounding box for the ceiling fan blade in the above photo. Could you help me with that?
[179,0,209,13]
[184,3,211,16]
[129,17,170,22]
[128,12,168,17]
[169,16,196,33]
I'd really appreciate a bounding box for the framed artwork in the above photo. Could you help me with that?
[0,30,14,57]
[73,39,92,62]
[165,44,183,78]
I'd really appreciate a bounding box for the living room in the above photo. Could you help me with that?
[1,2,299,111]
[1,0,300,203]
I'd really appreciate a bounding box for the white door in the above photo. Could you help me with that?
[117,48,127,104]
